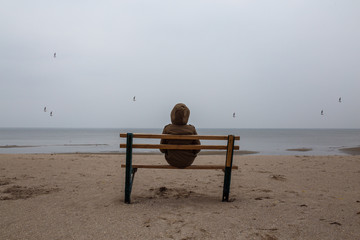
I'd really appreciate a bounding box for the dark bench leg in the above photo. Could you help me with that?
[125,167,137,203]
[222,135,235,202]
[222,167,232,201]
[125,133,134,204]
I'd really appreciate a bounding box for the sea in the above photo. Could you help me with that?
[0,128,359,155]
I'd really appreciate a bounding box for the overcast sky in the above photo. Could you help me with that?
[1,0,359,129]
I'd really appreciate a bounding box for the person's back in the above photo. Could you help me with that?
[160,103,200,168]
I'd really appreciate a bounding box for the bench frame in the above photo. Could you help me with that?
[120,133,239,204]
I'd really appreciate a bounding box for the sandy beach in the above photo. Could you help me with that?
[1,153,359,240]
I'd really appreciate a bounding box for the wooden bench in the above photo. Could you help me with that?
[120,133,240,204]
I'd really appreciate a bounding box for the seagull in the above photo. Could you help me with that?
[54,53,56,58]
[233,112,236,118]
[44,107,47,112]
[321,110,324,115]
[338,97,342,103]
[133,96,136,101]
[50,111,53,117]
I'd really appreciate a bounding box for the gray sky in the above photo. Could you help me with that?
[1,0,359,128]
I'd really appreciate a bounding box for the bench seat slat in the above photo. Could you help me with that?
[120,133,240,141]
[121,164,238,170]
[120,144,239,150]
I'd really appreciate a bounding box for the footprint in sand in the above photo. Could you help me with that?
[148,186,195,199]
[270,174,286,181]
[285,190,299,196]
[0,178,12,186]
[320,219,343,226]
[255,196,272,200]
[143,218,151,228]
[330,221,342,226]
[157,213,209,239]
[247,232,278,240]
[0,185,60,200]
[256,189,272,193]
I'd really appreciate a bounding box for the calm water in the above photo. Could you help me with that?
[0,128,359,155]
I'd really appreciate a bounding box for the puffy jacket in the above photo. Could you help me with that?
[160,103,200,168]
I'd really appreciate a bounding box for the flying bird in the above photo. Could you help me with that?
[44,107,47,112]
[54,52,56,58]
[50,111,53,117]
[233,112,236,118]
[133,96,136,101]
[321,110,324,115]
[338,97,342,103]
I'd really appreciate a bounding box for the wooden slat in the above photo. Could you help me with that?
[120,144,239,150]
[121,164,239,170]
[120,133,240,141]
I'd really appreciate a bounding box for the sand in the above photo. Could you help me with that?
[339,146,360,155]
[0,153,359,240]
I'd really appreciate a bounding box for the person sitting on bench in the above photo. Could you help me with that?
[160,103,201,168]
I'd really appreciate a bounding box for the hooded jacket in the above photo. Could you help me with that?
[160,103,200,168]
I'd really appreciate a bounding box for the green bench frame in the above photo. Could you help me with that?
[120,133,240,204]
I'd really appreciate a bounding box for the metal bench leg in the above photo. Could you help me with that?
[125,133,133,204]
[125,167,137,204]
[223,167,232,201]
[222,135,235,202]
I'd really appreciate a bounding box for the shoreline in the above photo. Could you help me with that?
[338,146,360,155]
[2,128,360,156]
[0,143,108,148]
[1,151,359,156]
[1,146,360,156]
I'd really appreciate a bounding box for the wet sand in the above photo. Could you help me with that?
[1,153,359,239]
[339,146,360,155]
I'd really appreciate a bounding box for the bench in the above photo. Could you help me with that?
[120,133,240,204]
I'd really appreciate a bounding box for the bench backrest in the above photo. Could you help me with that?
[120,133,240,168]
[119,133,240,150]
